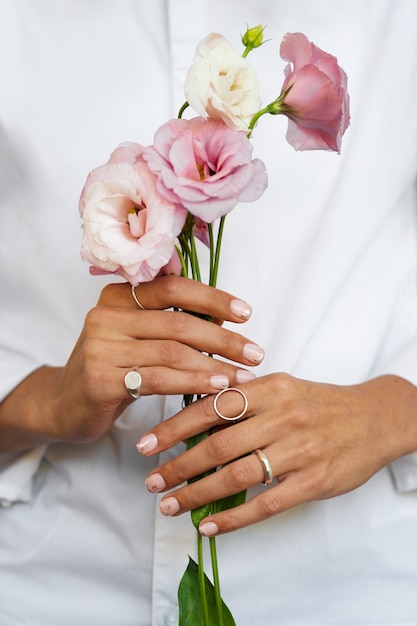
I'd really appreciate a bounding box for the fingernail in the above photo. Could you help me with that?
[136,433,158,454]
[243,343,265,364]
[210,374,229,390]
[199,521,219,537]
[230,299,252,320]
[145,473,166,493]
[159,496,180,516]
[236,369,256,384]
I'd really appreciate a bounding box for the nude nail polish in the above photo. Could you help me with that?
[230,299,252,320]
[199,521,219,537]
[145,473,166,493]
[136,433,158,454]
[159,496,180,516]
[236,369,256,383]
[210,374,229,390]
[243,343,265,364]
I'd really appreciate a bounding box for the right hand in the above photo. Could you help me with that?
[0,276,264,450]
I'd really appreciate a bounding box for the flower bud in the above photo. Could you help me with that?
[241,25,265,50]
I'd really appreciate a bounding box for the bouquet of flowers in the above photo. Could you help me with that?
[79,24,349,626]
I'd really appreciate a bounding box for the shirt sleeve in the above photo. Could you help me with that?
[0,346,47,507]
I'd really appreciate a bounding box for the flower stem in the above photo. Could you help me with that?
[208,222,215,286]
[247,105,270,138]
[197,532,210,626]
[210,216,226,288]
[178,101,189,119]
[210,536,224,626]
[189,227,202,282]
[175,245,188,279]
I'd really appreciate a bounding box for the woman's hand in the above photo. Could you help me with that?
[137,373,417,534]
[0,275,264,451]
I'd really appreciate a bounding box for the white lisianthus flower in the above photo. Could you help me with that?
[184,33,261,132]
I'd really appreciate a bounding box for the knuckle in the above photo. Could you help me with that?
[291,401,314,429]
[299,464,334,500]
[219,508,242,532]
[216,329,239,356]
[206,431,234,464]
[257,491,283,518]
[199,395,220,424]
[143,367,168,395]
[158,340,184,366]
[226,460,253,491]
[84,305,113,335]
[165,311,192,337]
[165,459,188,485]
[157,275,184,303]
[98,283,123,306]
[268,371,297,396]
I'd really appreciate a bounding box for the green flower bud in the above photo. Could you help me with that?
[241,24,265,50]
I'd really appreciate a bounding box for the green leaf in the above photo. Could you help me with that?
[178,557,236,626]
[191,504,211,529]
[213,489,247,514]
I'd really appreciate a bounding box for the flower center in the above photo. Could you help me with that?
[196,162,216,181]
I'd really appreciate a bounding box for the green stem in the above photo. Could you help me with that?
[178,101,189,119]
[210,536,224,626]
[208,222,215,286]
[210,216,226,288]
[175,245,188,279]
[189,227,202,282]
[197,532,210,626]
[247,105,270,138]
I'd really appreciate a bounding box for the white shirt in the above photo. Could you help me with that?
[1,1,417,624]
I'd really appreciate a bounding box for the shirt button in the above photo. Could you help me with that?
[164,610,179,625]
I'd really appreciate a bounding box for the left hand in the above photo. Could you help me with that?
[136,373,417,535]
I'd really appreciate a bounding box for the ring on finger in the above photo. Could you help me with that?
[131,284,147,310]
[213,387,248,422]
[253,448,273,485]
[124,367,142,399]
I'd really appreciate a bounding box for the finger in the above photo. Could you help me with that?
[97,275,253,323]
[111,340,256,387]
[82,336,256,400]
[121,366,230,399]
[155,465,317,536]
[197,476,309,535]
[81,357,232,404]
[84,309,265,368]
[143,415,284,498]
[137,382,263,455]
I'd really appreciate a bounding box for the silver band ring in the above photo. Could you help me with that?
[253,449,273,485]
[213,387,248,422]
[131,284,147,310]
[124,368,142,399]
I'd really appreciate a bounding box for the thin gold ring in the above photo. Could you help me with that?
[131,284,147,310]
[213,387,248,422]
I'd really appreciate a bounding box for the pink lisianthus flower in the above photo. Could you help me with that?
[143,117,268,223]
[79,142,187,285]
[276,32,350,153]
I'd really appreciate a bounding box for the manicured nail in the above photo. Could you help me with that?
[136,433,158,454]
[230,299,252,320]
[210,374,229,390]
[236,369,256,384]
[145,473,166,493]
[159,496,180,516]
[199,521,219,537]
[242,343,265,364]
